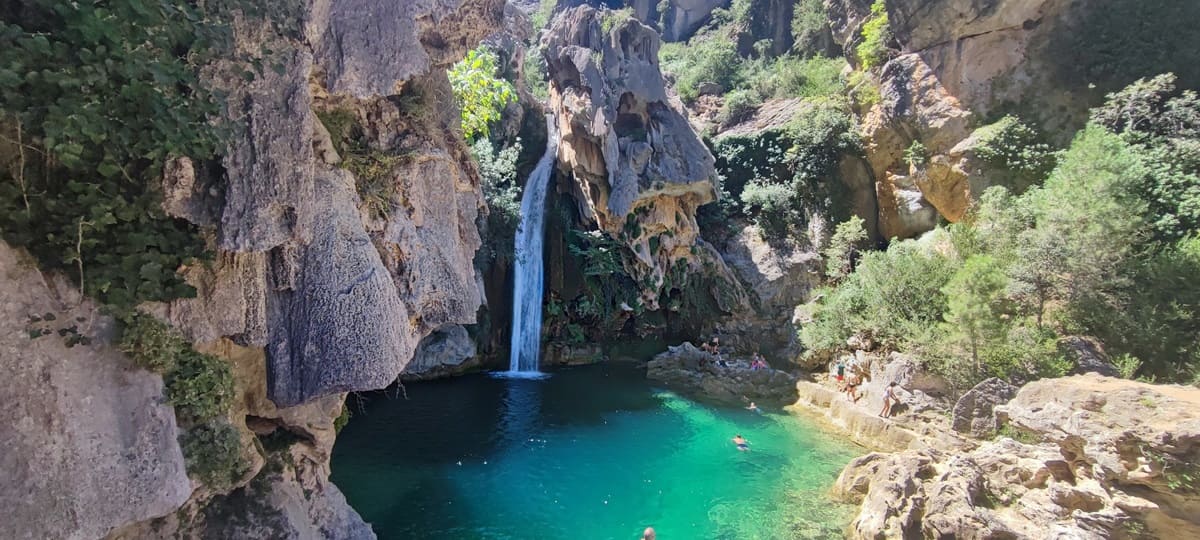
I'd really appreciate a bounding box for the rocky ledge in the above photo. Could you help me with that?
[646,343,798,406]
[829,373,1200,539]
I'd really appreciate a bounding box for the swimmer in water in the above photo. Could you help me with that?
[746,401,761,413]
[732,434,749,451]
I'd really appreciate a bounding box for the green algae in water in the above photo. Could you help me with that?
[331,364,860,539]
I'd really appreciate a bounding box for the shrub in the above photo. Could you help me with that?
[180,421,248,488]
[904,140,928,167]
[801,240,956,352]
[166,349,235,424]
[600,8,634,34]
[740,181,796,238]
[472,138,523,263]
[334,404,351,434]
[790,0,830,55]
[745,55,846,101]
[719,89,761,126]
[972,116,1058,192]
[856,0,891,69]
[118,313,187,374]
[0,0,228,310]
[659,38,742,102]
[448,46,516,140]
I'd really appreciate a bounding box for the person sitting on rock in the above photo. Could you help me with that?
[732,434,749,451]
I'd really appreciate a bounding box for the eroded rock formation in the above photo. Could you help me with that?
[832,374,1200,539]
[544,6,745,311]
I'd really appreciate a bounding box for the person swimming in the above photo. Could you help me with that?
[732,434,749,451]
[746,401,761,414]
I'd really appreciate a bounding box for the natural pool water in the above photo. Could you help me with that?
[331,364,861,539]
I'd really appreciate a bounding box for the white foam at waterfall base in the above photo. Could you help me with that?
[507,115,559,374]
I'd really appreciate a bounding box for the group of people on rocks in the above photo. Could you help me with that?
[834,360,902,418]
[699,336,769,370]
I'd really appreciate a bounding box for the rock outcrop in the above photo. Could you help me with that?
[951,377,1017,438]
[647,342,799,405]
[832,374,1200,539]
[660,0,726,42]
[0,242,192,540]
[544,6,745,311]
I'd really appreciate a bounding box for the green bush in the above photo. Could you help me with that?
[1090,74,1200,242]
[180,421,248,488]
[660,38,742,102]
[801,240,956,352]
[118,313,187,374]
[600,8,634,34]
[904,140,928,167]
[334,404,351,434]
[472,137,523,263]
[167,349,235,424]
[0,0,226,310]
[790,0,830,55]
[744,55,846,101]
[856,0,891,69]
[972,116,1058,192]
[719,89,761,126]
[739,181,795,238]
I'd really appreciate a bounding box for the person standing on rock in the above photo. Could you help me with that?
[880,382,900,418]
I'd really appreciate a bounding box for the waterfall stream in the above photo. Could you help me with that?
[507,114,559,374]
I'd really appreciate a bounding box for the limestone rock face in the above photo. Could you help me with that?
[836,374,1200,539]
[545,6,743,309]
[660,0,727,42]
[951,377,1018,438]
[0,242,192,540]
[161,0,496,407]
[267,170,412,407]
[308,0,505,98]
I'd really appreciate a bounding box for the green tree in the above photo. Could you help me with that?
[823,215,867,282]
[940,255,1010,377]
[448,47,516,140]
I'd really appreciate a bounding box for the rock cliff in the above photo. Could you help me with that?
[2,0,505,537]
[831,0,1200,240]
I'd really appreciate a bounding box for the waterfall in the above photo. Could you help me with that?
[507,114,559,374]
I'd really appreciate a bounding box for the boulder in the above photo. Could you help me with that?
[952,377,1018,438]
[1059,336,1117,377]
[647,343,799,405]
[402,325,481,380]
